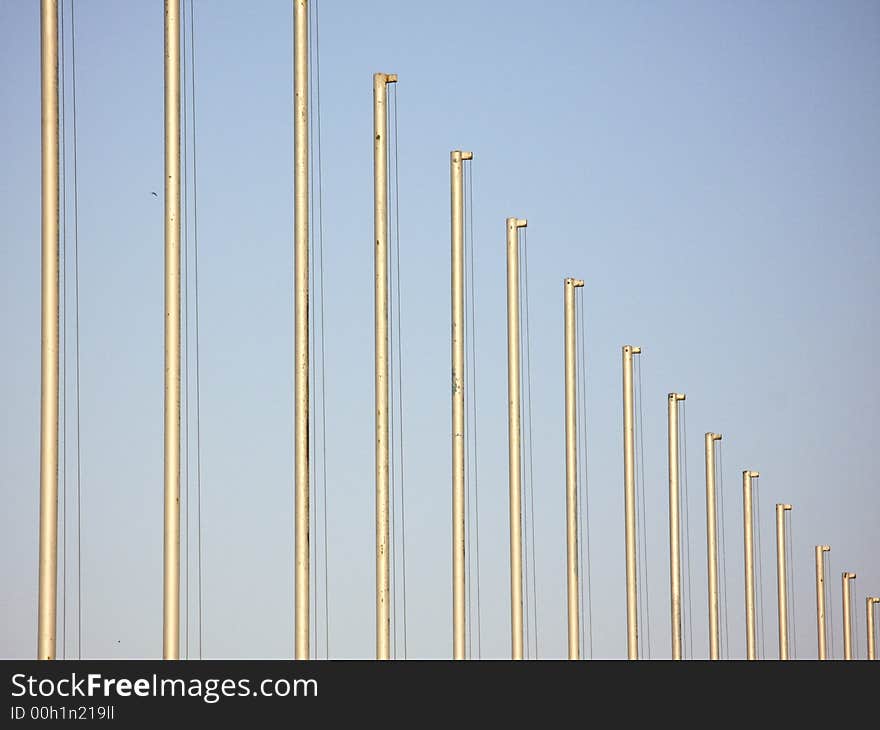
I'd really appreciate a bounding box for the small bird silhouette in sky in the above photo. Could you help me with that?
[151,191,158,197]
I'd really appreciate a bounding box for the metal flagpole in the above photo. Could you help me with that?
[374,71,397,660]
[293,0,310,662]
[622,344,641,659]
[667,392,686,659]
[506,216,527,660]
[162,0,181,661]
[867,597,879,660]
[815,545,830,659]
[451,150,472,659]
[742,470,759,660]
[775,503,792,660]
[37,0,60,661]
[704,433,722,660]
[842,571,856,660]
[564,277,584,659]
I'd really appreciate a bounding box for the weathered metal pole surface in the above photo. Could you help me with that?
[667,392,686,660]
[842,571,856,660]
[293,0,310,662]
[775,503,792,660]
[162,0,181,661]
[450,149,472,659]
[622,344,641,660]
[506,216,527,660]
[374,71,397,660]
[37,0,59,661]
[742,470,759,660]
[867,597,879,660]
[815,544,830,659]
[704,432,722,660]
[564,277,584,660]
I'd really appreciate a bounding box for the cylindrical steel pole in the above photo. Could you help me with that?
[775,503,792,660]
[842,571,856,660]
[450,149,472,660]
[506,216,527,660]
[37,0,59,661]
[742,470,759,660]
[564,277,584,660]
[293,0,310,662]
[162,0,181,661]
[667,392,686,659]
[622,344,641,660]
[867,597,879,660]
[705,432,722,660]
[374,72,397,661]
[815,545,830,659]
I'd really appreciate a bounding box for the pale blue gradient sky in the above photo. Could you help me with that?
[1,0,878,659]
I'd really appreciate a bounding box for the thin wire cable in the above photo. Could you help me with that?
[717,441,730,659]
[181,0,190,660]
[826,554,835,659]
[306,0,329,659]
[464,160,482,658]
[464,207,472,663]
[576,290,593,659]
[311,0,330,660]
[69,0,83,658]
[755,477,765,659]
[59,0,67,661]
[392,91,398,659]
[786,510,796,659]
[634,356,644,657]
[307,193,316,664]
[575,292,584,658]
[308,282,316,660]
[516,230,532,659]
[307,0,318,658]
[388,83,408,658]
[635,356,652,658]
[515,229,524,658]
[521,229,539,658]
[853,576,860,659]
[517,228,530,659]
[395,84,409,659]
[680,403,694,659]
[463,160,472,658]
[463,164,472,659]
[187,0,204,659]
[387,89,397,659]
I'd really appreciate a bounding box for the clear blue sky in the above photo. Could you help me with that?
[1,0,878,659]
